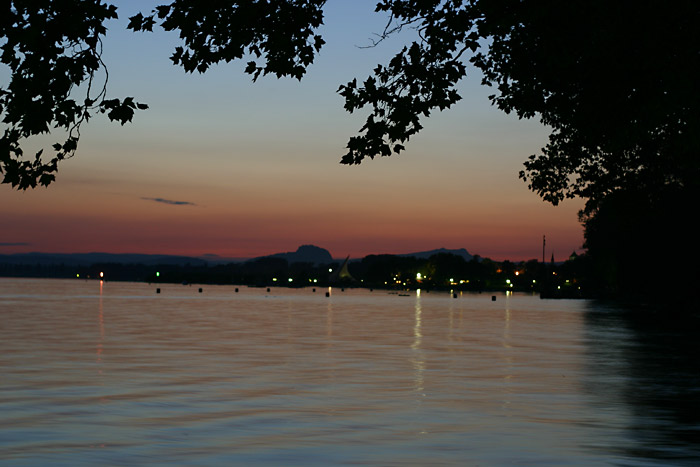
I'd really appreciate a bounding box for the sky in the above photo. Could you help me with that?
[1,1,585,262]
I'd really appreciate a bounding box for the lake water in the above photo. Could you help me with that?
[1,278,698,465]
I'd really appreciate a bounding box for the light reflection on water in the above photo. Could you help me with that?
[1,278,698,465]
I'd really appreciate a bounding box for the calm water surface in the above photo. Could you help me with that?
[1,278,698,465]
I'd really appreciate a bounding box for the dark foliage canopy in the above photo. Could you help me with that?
[1,0,148,189]
[2,0,698,217]
[473,1,700,212]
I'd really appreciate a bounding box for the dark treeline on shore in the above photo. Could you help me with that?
[3,250,696,310]
[0,251,593,297]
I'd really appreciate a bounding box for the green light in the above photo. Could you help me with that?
[156,272,160,277]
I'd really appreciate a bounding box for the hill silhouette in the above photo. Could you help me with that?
[1,245,478,268]
[397,248,473,261]
[0,252,206,266]
[260,245,333,265]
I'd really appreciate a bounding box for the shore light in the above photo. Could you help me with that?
[100,272,104,278]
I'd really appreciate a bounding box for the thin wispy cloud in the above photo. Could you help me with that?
[142,197,196,206]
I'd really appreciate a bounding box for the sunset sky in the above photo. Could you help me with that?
[1,1,585,262]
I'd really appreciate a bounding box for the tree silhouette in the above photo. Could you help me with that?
[3,3,698,288]
[1,0,149,189]
[472,1,699,213]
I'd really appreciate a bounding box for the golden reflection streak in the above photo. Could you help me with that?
[501,293,514,410]
[447,293,455,342]
[324,294,338,392]
[411,292,425,397]
[97,280,104,372]
[326,299,333,339]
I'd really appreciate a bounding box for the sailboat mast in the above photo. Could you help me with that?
[542,235,546,264]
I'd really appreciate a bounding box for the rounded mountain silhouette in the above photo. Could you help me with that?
[265,245,333,265]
